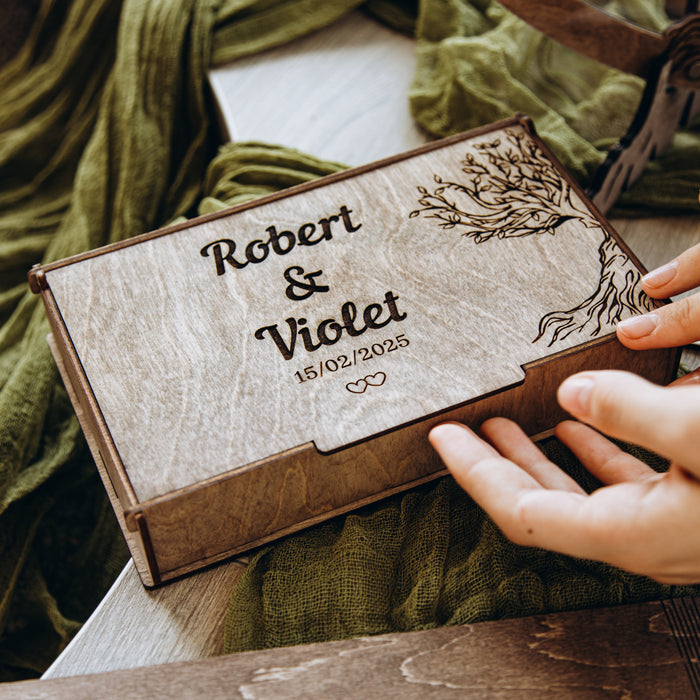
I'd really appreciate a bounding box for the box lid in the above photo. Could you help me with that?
[32,118,653,502]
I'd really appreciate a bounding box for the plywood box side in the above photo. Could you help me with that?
[132,338,677,584]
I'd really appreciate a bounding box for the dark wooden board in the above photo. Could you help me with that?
[4,597,699,698]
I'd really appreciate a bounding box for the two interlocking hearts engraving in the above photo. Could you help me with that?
[345,372,386,394]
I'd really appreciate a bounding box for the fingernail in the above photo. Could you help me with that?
[617,313,659,339]
[642,261,678,288]
[558,375,594,417]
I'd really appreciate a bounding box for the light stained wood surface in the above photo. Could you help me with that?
[42,122,645,501]
[41,558,246,680]
[38,8,700,686]
[208,11,423,167]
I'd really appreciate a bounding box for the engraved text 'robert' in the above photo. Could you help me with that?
[199,204,361,275]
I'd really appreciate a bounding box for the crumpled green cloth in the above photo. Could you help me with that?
[1,0,699,680]
[224,439,700,653]
[0,0,365,680]
[409,0,700,213]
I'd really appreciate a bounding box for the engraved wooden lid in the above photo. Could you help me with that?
[35,119,653,501]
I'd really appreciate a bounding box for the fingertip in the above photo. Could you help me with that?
[556,371,696,468]
[479,416,514,438]
[615,324,639,349]
[553,419,583,439]
[429,421,464,440]
[641,260,678,293]
[428,423,448,449]
[616,313,659,342]
[557,373,595,418]
[428,421,473,452]
[429,421,503,481]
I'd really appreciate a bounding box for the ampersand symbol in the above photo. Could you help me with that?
[284,266,330,301]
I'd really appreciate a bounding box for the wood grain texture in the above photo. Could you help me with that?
[208,11,423,166]
[17,598,700,698]
[41,558,246,680]
[38,121,658,501]
[133,338,676,581]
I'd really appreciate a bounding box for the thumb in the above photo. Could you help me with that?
[557,370,700,472]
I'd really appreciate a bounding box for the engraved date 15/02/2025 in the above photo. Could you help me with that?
[293,334,409,385]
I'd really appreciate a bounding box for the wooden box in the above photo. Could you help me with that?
[29,117,676,587]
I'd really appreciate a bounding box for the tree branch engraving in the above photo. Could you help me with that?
[409,129,655,345]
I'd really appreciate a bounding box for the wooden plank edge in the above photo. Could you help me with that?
[3,597,698,698]
[139,468,450,585]
[137,338,677,585]
[42,289,139,508]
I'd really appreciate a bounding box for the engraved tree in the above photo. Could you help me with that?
[409,129,654,345]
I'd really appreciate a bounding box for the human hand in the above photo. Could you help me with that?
[429,370,700,584]
[617,241,700,386]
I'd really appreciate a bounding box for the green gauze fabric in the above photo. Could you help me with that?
[410,0,700,214]
[224,438,700,653]
[0,0,366,681]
